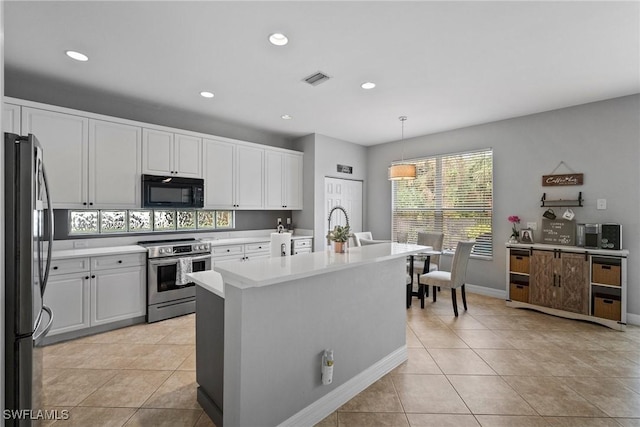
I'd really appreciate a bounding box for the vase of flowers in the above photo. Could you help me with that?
[327,225,351,253]
[508,215,521,243]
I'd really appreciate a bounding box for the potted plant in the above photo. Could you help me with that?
[508,215,521,243]
[327,225,351,253]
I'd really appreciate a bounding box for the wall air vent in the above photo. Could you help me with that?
[303,71,331,86]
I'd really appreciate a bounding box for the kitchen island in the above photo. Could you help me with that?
[188,242,427,427]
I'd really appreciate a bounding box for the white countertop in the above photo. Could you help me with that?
[202,234,312,246]
[211,243,430,289]
[188,270,225,298]
[51,245,147,259]
[506,242,629,256]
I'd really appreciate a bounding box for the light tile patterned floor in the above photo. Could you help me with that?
[41,292,640,426]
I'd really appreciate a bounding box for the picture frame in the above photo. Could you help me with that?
[520,228,534,243]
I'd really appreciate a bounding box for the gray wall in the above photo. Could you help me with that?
[367,94,640,314]
[292,134,316,230]
[5,68,292,150]
[1,1,5,420]
[312,134,368,251]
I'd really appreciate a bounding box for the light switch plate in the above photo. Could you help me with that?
[527,222,537,231]
[597,199,607,210]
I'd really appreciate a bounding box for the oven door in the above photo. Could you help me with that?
[147,254,211,305]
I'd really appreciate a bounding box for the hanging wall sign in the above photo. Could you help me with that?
[542,173,583,186]
[337,164,353,174]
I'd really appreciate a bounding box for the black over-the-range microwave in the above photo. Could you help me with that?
[142,174,204,208]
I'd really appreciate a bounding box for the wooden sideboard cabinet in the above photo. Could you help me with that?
[506,243,628,330]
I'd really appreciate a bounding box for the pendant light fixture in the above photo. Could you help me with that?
[388,116,416,180]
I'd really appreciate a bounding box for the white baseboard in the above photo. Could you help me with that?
[277,346,408,427]
[626,313,640,326]
[465,283,507,300]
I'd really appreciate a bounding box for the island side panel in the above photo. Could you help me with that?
[223,257,407,427]
[195,286,225,427]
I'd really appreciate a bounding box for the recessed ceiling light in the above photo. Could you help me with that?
[281,114,292,120]
[269,33,289,46]
[65,50,89,62]
[200,91,215,98]
[361,82,376,90]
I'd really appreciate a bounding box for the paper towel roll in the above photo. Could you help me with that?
[270,232,292,257]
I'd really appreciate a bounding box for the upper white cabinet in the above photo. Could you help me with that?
[89,120,142,209]
[265,151,303,210]
[22,106,142,209]
[203,139,264,209]
[3,103,21,133]
[142,128,202,178]
[22,107,89,209]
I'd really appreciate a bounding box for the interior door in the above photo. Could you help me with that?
[324,177,363,247]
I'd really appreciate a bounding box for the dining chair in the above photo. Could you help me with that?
[352,231,373,247]
[358,238,391,245]
[412,231,444,275]
[418,240,475,316]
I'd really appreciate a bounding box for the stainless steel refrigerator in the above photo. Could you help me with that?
[4,133,54,426]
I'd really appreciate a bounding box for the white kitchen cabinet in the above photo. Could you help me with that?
[22,107,142,209]
[45,271,91,336]
[211,242,270,266]
[292,238,313,255]
[91,266,146,326]
[143,128,202,178]
[203,138,264,209]
[3,103,21,133]
[21,107,89,208]
[89,120,142,208]
[45,253,146,336]
[265,151,303,210]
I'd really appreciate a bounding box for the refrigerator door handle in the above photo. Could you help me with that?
[40,164,54,298]
[33,305,53,345]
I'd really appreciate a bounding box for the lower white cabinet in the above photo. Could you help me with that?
[45,253,146,336]
[292,238,313,255]
[45,271,91,335]
[211,241,270,266]
[91,266,146,326]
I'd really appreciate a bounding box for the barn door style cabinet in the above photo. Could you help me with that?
[506,243,628,330]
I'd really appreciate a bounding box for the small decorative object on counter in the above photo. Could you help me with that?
[508,215,521,243]
[327,224,351,253]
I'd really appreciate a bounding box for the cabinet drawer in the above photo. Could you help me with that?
[50,257,90,275]
[294,239,313,248]
[245,242,270,253]
[509,283,529,303]
[593,294,621,321]
[91,253,146,271]
[510,254,530,274]
[212,245,243,257]
[592,261,621,286]
[293,248,312,255]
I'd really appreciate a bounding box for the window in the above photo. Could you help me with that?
[392,148,493,257]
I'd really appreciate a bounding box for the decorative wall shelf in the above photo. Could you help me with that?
[540,192,583,207]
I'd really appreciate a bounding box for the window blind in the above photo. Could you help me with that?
[392,148,493,257]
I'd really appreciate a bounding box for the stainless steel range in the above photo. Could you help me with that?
[139,238,211,322]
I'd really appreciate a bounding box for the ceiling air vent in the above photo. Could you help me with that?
[303,71,331,86]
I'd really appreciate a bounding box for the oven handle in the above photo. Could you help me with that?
[148,254,212,266]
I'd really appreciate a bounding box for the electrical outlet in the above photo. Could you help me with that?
[526,222,537,231]
[73,240,88,249]
[277,217,282,225]
[597,199,607,210]
[286,218,291,225]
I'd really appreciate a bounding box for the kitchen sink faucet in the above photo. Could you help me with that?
[327,205,350,245]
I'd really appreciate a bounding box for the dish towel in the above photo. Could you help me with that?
[176,257,193,286]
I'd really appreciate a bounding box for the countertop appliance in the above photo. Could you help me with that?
[138,238,211,322]
[4,133,55,425]
[141,174,204,209]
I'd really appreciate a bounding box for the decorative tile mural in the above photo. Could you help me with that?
[197,211,215,229]
[216,211,232,228]
[69,211,99,234]
[177,211,196,230]
[129,210,153,232]
[69,209,234,235]
[154,210,176,231]
[100,210,127,233]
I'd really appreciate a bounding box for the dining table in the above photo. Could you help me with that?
[407,249,442,308]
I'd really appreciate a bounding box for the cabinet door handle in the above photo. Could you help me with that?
[91,275,96,279]
[52,266,58,270]
[602,265,612,270]
[226,249,230,252]
[83,202,87,206]
[85,276,89,280]
[89,202,93,206]
[118,260,123,264]
[558,276,561,288]
[553,274,557,286]
[603,299,614,304]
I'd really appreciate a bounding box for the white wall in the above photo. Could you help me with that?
[367,95,640,315]
[293,133,368,251]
